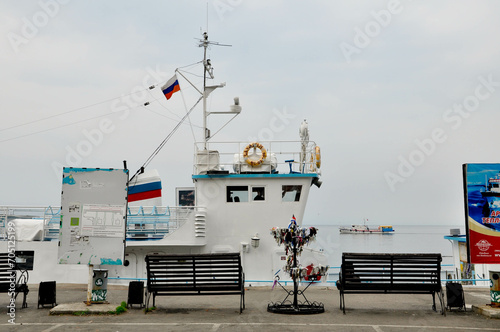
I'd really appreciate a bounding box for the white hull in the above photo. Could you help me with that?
[339,225,394,234]
[339,229,392,234]
[0,141,324,285]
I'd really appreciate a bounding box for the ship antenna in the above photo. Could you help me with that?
[130,31,233,183]
[197,31,231,148]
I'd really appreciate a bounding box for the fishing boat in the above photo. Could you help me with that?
[481,172,500,197]
[339,220,394,234]
[0,32,324,285]
[479,172,500,223]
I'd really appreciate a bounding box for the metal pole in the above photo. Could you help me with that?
[293,237,298,309]
[202,34,208,149]
[86,264,93,305]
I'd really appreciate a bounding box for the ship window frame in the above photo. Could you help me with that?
[251,186,266,202]
[176,187,195,206]
[282,185,302,202]
[226,186,249,203]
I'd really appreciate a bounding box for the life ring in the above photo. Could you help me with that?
[315,146,321,168]
[243,142,267,167]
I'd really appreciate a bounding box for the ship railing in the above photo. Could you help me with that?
[0,206,6,240]
[127,206,170,239]
[193,140,321,175]
[43,206,62,240]
[0,205,200,242]
[0,206,56,241]
[126,205,200,240]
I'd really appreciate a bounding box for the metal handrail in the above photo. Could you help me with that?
[0,205,203,241]
[193,140,320,175]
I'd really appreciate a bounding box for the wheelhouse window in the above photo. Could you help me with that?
[227,186,248,202]
[282,185,302,202]
[176,187,195,206]
[252,187,265,201]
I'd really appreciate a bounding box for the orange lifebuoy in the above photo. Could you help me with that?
[243,142,267,167]
[315,146,321,168]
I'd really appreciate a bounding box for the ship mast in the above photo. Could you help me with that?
[130,32,239,182]
[196,32,236,149]
[201,32,212,146]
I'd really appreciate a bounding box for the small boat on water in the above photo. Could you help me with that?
[339,223,394,234]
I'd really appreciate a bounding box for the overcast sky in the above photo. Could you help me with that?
[2,1,500,226]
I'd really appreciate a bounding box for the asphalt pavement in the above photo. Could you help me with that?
[0,283,499,332]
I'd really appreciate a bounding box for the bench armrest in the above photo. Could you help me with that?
[336,270,343,290]
[16,269,29,286]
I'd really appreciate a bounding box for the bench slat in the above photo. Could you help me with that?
[337,252,444,315]
[145,253,245,313]
[0,253,29,308]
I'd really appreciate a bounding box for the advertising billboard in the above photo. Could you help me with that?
[58,167,128,266]
[463,163,500,264]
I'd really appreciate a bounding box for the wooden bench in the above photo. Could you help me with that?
[337,253,445,315]
[145,253,245,313]
[0,253,29,308]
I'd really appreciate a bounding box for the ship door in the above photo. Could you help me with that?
[123,253,138,279]
[272,249,287,281]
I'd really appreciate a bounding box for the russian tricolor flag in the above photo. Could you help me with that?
[128,181,162,202]
[162,75,181,100]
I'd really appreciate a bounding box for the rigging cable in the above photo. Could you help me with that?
[144,72,203,130]
[145,88,183,121]
[0,81,203,143]
[0,88,154,133]
[0,111,118,143]
[0,63,203,141]
[129,95,203,183]
[179,85,197,142]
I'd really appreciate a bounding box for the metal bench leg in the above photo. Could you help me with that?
[145,291,150,314]
[14,287,29,309]
[431,292,436,312]
[240,290,245,313]
[22,290,28,308]
[340,290,346,314]
[438,289,446,316]
[340,293,342,311]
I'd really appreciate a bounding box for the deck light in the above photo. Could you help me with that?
[251,234,260,248]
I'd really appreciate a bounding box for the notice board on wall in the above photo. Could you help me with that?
[463,163,500,264]
[58,167,129,266]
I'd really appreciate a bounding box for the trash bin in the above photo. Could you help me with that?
[92,269,108,303]
[446,282,465,311]
[490,271,500,307]
[38,281,57,308]
[127,281,144,308]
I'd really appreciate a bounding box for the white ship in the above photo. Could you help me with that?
[0,32,324,285]
[339,225,394,234]
[339,219,394,234]
[481,172,500,197]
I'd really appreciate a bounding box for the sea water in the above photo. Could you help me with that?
[305,224,463,278]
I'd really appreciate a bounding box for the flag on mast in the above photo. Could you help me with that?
[162,75,180,100]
